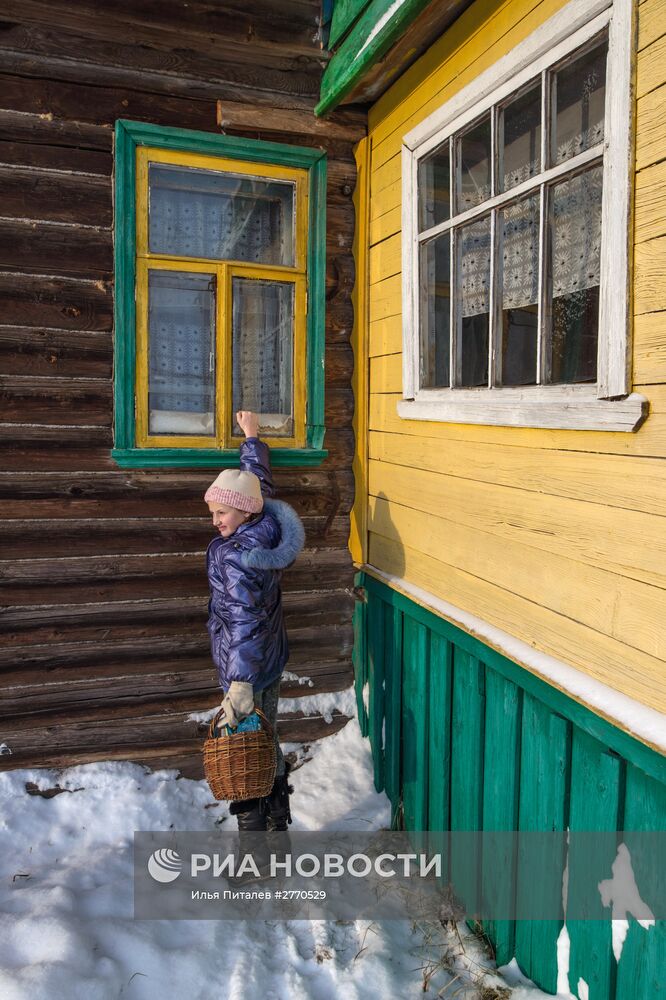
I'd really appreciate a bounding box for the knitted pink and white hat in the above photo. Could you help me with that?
[204,469,263,513]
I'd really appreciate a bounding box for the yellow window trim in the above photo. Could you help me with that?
[136,145,309,272]
[134,145,309,451]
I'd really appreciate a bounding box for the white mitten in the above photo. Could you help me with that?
[219,681,255,729]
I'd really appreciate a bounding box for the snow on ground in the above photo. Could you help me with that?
[0,703,558,1000]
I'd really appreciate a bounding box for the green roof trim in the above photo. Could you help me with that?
[316,0,434,116]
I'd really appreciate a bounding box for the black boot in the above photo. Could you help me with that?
[229,797,268,832]
[228,798,271,885]
[264,761,294,832]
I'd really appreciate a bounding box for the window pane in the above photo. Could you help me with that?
[418,141,450,231]
[553,41,607,165]
[457,115,492,212]
[459,216,491,386]
[149,163,295,266]
[148,270,215,436]
[419,233,451,388]
[549,166,603,383]
[500,82,541,192]
[499,196,539,386]
[232,278,294,437]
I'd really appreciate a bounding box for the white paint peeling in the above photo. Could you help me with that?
[599,843,656,962]
[355,0,409,60]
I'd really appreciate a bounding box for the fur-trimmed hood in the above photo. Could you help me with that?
[238,498,305,571]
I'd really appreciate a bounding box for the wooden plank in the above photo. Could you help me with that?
[567,731,622,1000]
[635,236,666,315]
[352,584,368,738]
[638,0,666,51]
[401,612,429,831]
[636,32,666,99]
[368,231,401,285]
[384,603,403,824]
[369,314,402,358]
[369,205,402,247]
[370,426,666,517]
[482,669,522,967]
[368,493,666,664]
[367,593,386,790]
[514,697,570,994]
[369,458,666,592]
[368,532,666,718]
[634,160,666,244]
[636,84,666,171]
[634,311,666,385]
[450,647,485,916]
[371,385,666,459]
[427,630,452,831]
[615,764,666,1000]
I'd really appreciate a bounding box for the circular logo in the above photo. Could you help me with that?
[147,848,183,883]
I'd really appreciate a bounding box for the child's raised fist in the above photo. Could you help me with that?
[236,410,260,439]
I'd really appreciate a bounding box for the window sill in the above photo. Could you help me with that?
[111,447,329,468]
[396,388,648,432]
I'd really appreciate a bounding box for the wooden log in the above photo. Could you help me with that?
[0,217,112,277]
[0,425,354,474]
[0,272,112,330]
[0,0,325,66]
[0,512,351,559]
[3,589,355,645]
[0,646,353,692]
[217,99,366,142]
[0,326,112,378]
[0,545,353,585]
[0,706,352,755]
[0,549,354,605]
[0,138,111,175]
[0,467,355,506]
[0,662,353,718]
[0,63,316,135]
[0,374,112,425]
[0,108,113,152]
[0,164,111,227]
[0,713,352,773]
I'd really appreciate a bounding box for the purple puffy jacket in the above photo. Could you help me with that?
[205,437,305,693]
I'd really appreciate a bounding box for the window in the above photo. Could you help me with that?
[112,121,327,467]
[400,0,646,431]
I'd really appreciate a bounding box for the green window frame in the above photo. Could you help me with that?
[112,119,328,468]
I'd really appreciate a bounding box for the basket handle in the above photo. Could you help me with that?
[208,705,274,739]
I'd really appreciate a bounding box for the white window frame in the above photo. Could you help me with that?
[399,0,647,432]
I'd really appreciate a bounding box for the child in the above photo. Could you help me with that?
[204,410,305,834]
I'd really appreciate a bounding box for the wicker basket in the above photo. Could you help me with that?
[202,706,277,801]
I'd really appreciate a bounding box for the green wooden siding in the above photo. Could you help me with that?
[353,570,666,999]
[112,119,328,469]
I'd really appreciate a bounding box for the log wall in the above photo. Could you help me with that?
[0,0,367,776]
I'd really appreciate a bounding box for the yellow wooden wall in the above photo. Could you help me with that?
[352,0,666,722]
